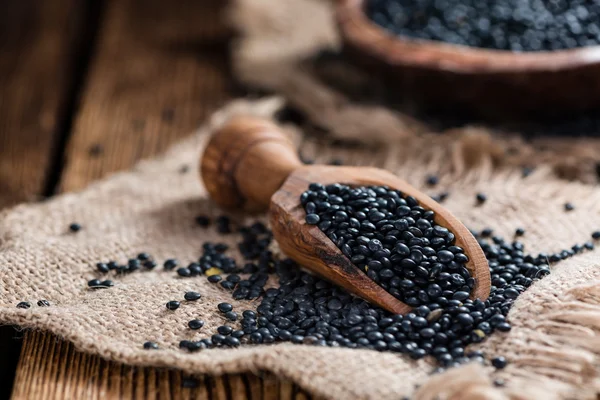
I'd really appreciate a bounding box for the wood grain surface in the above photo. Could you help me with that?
[0,1,95,397]
[0,0,86,207]
[12,331,314,400]
[5,0,315,398]
[59,0,232,193]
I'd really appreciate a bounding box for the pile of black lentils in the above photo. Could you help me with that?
[302,183,473,308]
[16,186,600,380]
[367,0,600,51]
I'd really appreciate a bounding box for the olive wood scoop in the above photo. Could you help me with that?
[201,116,490,314]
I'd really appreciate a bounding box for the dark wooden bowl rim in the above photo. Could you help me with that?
[337,0,600,74]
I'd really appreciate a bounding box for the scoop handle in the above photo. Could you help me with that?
[201,116,303,212]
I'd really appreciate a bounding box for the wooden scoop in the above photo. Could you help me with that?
[201,116,490,314]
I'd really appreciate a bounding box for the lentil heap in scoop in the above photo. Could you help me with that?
[301,184,472,307]
[368,0,600,51]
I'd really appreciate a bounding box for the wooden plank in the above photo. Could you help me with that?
[58,0,232,192]
[0,1,95,398]
[0,0,88,207]
[10,0,312,399]
[12,333,315,400]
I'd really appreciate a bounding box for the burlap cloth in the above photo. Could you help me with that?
[1,0,600,399]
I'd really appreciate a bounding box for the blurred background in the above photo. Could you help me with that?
[0,0,236,397]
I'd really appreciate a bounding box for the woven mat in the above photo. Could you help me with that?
[0,0,600,399]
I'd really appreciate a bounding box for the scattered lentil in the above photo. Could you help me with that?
[196,215,210,227]
[37,300,50,307]
[426,175,439,186]
[492,356,508,369]
[69,223,82,232]
[522,166,535,178]
[216,215,232,233]
[225,311,238,321]
[88,279,101,287]
[515,228,525,237]
[564,202,575,211]
[16,302,31,309]
[143,341,159,350]
[217,325,233,335]
[188,319,205,330]
[476,193,487,204]
[218,303,233,313]
[164,259,178,270]
[207,274,222,283]
[182,377,200,388]
[592,231,600,240]
[96,263,109,273]
[184,291,202,301]
[166,301,181,311]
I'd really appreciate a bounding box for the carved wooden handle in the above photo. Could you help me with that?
[201,116,302,212]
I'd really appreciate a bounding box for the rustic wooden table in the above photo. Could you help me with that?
[0,0,314,398]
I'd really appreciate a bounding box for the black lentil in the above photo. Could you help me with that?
[188,319,205,330]
[208,274,222,283]
[426,175,439,186]
[515,228,525,237]
[216,215,232,233]
[476,193,487,204]
[88,279,101,287]
[305,214,320,225]
[195,215,211,227]
[301,184,471,307]
[564,202,575,211]
[492,356,508,369]
[225,311,238,321]
[521,166,536,179]
[177,267,191,277]
[184,291,202,301]
[224,336,241,347]
[220,281,236,290]
[367,0,600,52]
[143,341,159,350]
[217,325,233,335]
[593,231,600,240]
[182,377,200,388]
[16,302,31,309]
[96,263,109,273]
[164,259,178,270]
[166,301,181,311]
[69,223,82,232]
[37,299,50,307]
[100,280,114,287]
[218,303,233,313]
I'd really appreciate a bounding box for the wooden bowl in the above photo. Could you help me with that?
[336,0,600,119]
